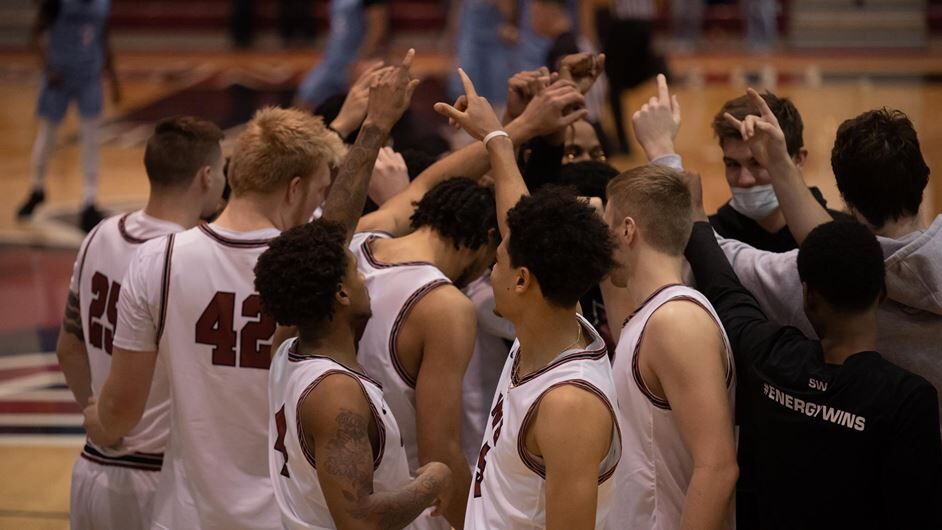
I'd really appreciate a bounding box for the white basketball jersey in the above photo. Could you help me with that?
[71,211,180,469]
[606,284,736,530]
[269,339,416,530]
[150,223,281,530]
[465,314,622,530]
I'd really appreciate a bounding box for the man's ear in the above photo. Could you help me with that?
[335,283,352,307]
[623,216,638,246]
[793,147,809,168]
[514,267,531,295]
[286,175,304,205]
[197,165,212,191]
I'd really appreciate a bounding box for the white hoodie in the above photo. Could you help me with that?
[719,214,942,420]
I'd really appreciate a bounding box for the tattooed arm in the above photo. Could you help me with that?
[56,290,93,408]
[302,373,452,530]
[322,49,420,244]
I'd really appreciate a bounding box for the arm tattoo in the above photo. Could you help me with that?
[63,291,84,340]
[322,124,388,241]
[325,408,444,530]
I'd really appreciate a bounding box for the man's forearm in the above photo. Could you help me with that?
[354,470,445,530]
[56,329,92,407]
[424,444,471,529]
[486,136,528,237]
[680,467,737,530]
[322,122,389,239]
[768,159,832,245]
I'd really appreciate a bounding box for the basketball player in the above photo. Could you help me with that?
[17,0,121,232]
[257,220,453,529]
[601,165,738,530]
[437,69,621,530]
[90,51,418,529]
[56,116,224,530]
[347,73,590,530]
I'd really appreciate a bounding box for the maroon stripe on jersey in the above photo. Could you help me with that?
[630,295,735,411]
[76,221,106,297]
[155,234,175,343]
[198,223,275,248]
[621,283,685,329]
[287,342,384,390]
[388,279,451,388]
[117,212,151,244]
[510,321,607,387]
[361,236,438,269]
[81,443,163,471]
[516,380,621,484]
[294,370,387,471]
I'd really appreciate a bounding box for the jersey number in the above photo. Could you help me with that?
[274,405,291,478]
[473,393,505,498]
[195,292,276,369]
[88,272,120,355]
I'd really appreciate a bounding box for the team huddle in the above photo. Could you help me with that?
[56,48,942,530]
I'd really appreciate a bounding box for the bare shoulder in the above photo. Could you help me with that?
[538,383,612,423]
[300,372,371,433]
[646,298,721,344]
[533,383,613,458]
[411,284,476,325]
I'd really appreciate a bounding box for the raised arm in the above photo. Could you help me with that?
[723,89,831,244]
[322,49,419,243]
[413,287,477,529]
[305,373,452,530]
[632,74,682,163]
[434,69,586,236]
[533,384,615,530]
[642,304,738,530]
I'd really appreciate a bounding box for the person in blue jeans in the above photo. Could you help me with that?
[18,0,121,232]
[295,0,388,108]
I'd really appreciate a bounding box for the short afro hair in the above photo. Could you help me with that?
[506,186,615,307]
[797,221,885,314]
[254,220,348,328]
[558,160,619,203]
[410,177,497,250]
[713,91,804,157]
[831,108,929,229]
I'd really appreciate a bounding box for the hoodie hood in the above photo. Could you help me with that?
[880,214,942,316]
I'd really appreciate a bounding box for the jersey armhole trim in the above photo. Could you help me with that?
[517,379,622,485]
[362,235,439,269]
[388,278,452,389]
[155,234,175,344]
[75,221,106,301]
[632,295,735,410]
[295,370,387,472]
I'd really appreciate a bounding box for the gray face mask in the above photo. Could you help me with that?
[729,184,780,220]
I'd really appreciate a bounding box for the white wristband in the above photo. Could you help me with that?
[483,130,510,147]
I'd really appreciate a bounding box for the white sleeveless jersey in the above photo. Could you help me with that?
[269,339,416,530]
[114,223,281,530]
[465,314,622,530]
[606,284,736,530]
[70,211,181,469]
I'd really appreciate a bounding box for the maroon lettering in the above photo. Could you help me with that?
[274,405,291,478]
[87,272,120,354]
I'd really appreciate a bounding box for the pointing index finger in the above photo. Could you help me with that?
[457,68,478,98]
[656,74,670,105]
[400,48,416,70]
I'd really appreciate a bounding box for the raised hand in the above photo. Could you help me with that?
[505,67,551,123]
[516,78,589,138]
[433,68,505,141]
[723,88,791,170]
[632,73,681,161]
[364,49,421,132]
[332,61,392,138]
[558,52,605,94]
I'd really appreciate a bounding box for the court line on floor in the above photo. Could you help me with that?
[0,509,69,520]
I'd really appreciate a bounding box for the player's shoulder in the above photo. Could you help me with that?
[647,296,718,337]
[300,370,372,425]
[414,283,474,319]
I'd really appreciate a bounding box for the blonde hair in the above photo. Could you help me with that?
[228,107,345,196]
[606,165,693,256]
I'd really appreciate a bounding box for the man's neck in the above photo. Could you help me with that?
[624,249,685,315]
[817,311,879,365]
[142,190,202,230]
[296,317,361,371]
[755,206,787,234]
[212,195,282,233]
[872,215,924,239]
[379,229,468,283]
[513,301,584,376]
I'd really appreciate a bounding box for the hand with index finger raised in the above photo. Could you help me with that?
[364,48,421,131]
[434,68,504,141]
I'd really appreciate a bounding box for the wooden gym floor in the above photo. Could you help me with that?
[1,48,941,529]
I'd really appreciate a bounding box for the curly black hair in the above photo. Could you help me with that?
[713,91,804,157]
[506,186,615,307]
[254,220,348,327]
[798,221,885,314]
[558,160,620,203]
[410,177,497,250]
[832,108,929,229]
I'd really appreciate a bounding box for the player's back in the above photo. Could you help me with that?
[268,339,415,530]
[151,223,280,530]
[349,231,451,471]
[75,211,181,466]
[607,284,735,530]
